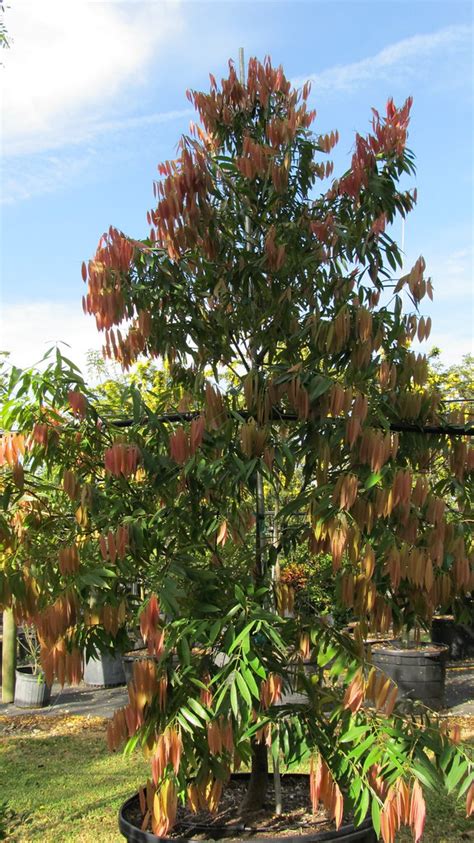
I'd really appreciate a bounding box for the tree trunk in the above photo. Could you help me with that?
[2,609,16,703]
[239,737,269,814]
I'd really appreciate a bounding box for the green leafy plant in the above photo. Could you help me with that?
[1,58,473,842]
[17,624,43,676]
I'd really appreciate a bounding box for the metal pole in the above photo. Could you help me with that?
[239,46,281,811]
[272,493,282,814]
[238,46,245,90]
[2,608,16,703]
[238,47,267,585]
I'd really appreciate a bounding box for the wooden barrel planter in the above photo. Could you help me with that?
[119,774,376,843]
[431,616,474,660]
[371,641,449,709]
[14,666,51,708]
[84,650,126,687]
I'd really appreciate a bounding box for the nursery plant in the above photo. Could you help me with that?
[1,57,473,842]
[12,623,52,708]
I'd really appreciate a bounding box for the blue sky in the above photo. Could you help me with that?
[1,0,472,371]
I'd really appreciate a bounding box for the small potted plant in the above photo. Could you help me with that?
[14,625,51,708]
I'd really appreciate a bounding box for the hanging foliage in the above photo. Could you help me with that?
[1,57,473,841]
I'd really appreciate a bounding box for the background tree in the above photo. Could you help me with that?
[0,3,10,58]
[1,58,473,842]
[428,351,474,404]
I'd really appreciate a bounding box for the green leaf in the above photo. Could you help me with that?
[339,723,369,744]
[234,584,246,603]
[228,621,255,655]
[176,712,194,734]
[358,787,370,823]
[263,624,286,653]
[186,697,210,721]
[123,733,141,756]
[362,745,383,773]
[242,717,271,740]
[247,653,266,678]
[180,706,203,729]
[411,752,442,791]
[178,636,191,666]
[235,670,252,708]
[364,472,382,490]
[446,756,467,794]
[439,744,454,773]
[348,734,376,761]
[212,684,228,714]
[458,771,474,798]
[78,571,113,588]
[371,797,381,837]
[308,376,332,401]
[230,681,239,719]
[209,620,222,644]
[240,664,260,699]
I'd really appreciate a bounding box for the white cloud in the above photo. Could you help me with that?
[50,108,193,152]
[0,301,105,372]
[1,1,184,156]
[428,248,474,302]
[2,149,96,204]
[294,24,472,94]
[1,108,193,204]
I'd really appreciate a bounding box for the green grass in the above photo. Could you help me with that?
[0,718,472,842]
[398,800,473,843]
[0,719,147,842]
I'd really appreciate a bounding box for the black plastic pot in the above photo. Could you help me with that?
[84,651,126,687]
[14,666,51,708]
[431,616,474,660]
[119,775,376,843]
[371,641,449,708]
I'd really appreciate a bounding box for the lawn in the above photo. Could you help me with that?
[0,715,472,842]
[0,716,147,842]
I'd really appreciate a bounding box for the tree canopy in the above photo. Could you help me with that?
[1,57,473,842]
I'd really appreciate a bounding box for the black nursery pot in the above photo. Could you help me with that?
[371,641,449,709]
[14,666,51,708]
[119,774,377,843]
[431,615,474,660]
